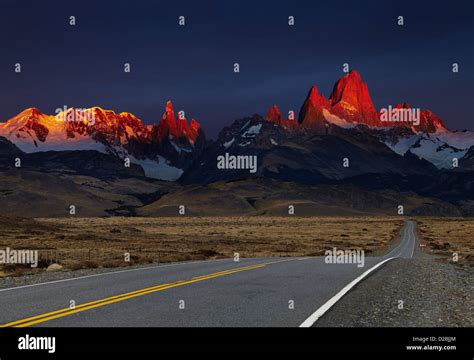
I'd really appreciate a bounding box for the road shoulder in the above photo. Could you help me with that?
[314,251,473,327]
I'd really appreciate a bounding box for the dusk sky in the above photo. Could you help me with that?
[0,0,473,137]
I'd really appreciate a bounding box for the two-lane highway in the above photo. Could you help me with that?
[0,220,418,327]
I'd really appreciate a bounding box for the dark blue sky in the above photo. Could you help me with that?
[0,0,472,137]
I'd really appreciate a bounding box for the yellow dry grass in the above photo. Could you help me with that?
[0,216,403,275]
[417,218,474,266]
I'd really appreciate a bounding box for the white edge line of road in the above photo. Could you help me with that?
[0,257,266,293]
[410,222,415,258]
[300,221,417,327]
[299,256,396,327]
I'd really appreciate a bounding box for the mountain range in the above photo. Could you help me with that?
[0,101,206,180]
[1,70,473,217]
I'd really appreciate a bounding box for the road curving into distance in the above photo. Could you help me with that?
[0,220,417,327]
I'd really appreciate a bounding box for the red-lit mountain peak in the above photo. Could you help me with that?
[154,101,177,140]
[10,107,49,124]
[387,103,448,133]
[418,109,447,133]
[0,102,205,156]
[162,100,177,130]
[152,101,204,144]
[176,111,191,137]
[266,105,284,124]
[329,70,379,126]
[306,86,330,107]
[0,107,54,142]
[188,118,201,143]
[298,85,330,130]
[118,112,145,131]
[189,118,200,130]
[265,105,299,129]
[22,107,43,117]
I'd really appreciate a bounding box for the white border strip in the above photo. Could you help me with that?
[410,222,416,258]
[299,256,396,327]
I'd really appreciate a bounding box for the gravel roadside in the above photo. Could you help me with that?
[314,250,473,327]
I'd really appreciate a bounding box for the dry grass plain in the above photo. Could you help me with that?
[417,218,474,266]
[0,216,404,276]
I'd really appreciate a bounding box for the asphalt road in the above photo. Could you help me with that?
[0,220,417,327]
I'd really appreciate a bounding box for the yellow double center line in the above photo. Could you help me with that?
[1,259,293,327]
